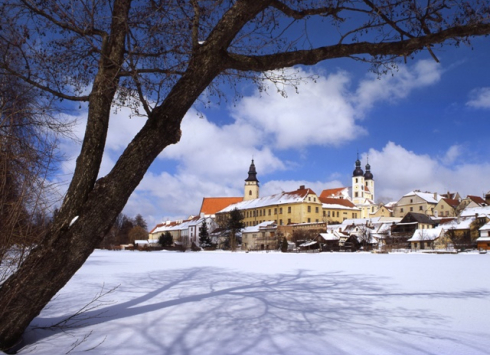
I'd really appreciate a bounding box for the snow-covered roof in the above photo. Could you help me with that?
[299,241,318,247]
[218,187,318,213]
[321,202,360,210]
[476,236,490,242]
[479,222,490,231]
[441,217,475,230]
[403,190,442,204]
[407,227,444,242]
[242,221,276,234]
[460,206,490,217]
[319,232,340,241]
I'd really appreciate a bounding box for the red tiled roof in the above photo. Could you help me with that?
[200,197,243,215]
[443,198,459,208]
[319,197,356,208]
[320,187,348,199]
[468,195,486,205]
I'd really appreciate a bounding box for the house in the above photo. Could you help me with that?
[393,190,443,217]
[407,227,447,250]
[370,203,394,218]
[434,198,460,218]
[317,230,344,251]
[216,185,323,227]
[241,221,277,251]
[391,212,436,248]
[319,197,361,223]
[440,215,489,249]
[476,222,490,250]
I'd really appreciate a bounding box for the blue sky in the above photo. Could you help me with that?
[57,37,490,227]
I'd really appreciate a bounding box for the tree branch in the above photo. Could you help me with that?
[223,23,490,72]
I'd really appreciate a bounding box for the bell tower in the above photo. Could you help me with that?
[244,159,259,201]
[352,155,365,204]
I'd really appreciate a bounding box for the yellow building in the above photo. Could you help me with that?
[319,197,360,223]
[393,190,443,218]
[216,185,323,227]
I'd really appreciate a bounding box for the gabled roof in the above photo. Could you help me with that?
[218,186,318,213]
[442,198,459,208]
[408,227,444,242]
[403,191,442,204]
[399,212,436,225]
[460,206,490,217]
[467,195,487,206]
[319,197,358,209]
[319,187,349,199]
[199,197,243,216]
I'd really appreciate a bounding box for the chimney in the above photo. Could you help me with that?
[434,192,437,200]
[299,185,305,190]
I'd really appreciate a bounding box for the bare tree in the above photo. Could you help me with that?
[1,0,490,349]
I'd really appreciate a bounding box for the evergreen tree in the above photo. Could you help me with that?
[158,231,173,247]
[281,237,289,253]
[226,208,245,252]
[199,220,211,248]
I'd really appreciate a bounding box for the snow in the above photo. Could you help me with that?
[17,250,490,355]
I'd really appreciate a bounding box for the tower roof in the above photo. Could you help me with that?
[245,159,259,182]
[353,158,364,177]
[364,162,374,180]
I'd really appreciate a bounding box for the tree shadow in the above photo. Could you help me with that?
[19,266,490,354]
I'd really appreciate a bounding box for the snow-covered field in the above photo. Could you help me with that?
[17,250,490,354]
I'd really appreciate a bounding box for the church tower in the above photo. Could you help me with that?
[352,156,365,205]
[364,161,375,202]
[244,159,259,201]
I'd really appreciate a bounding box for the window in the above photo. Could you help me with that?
[315,207,319,213]
[337,212,339,217]
[356,178,358,183]
[327,211,331,217]
[307,206,311,213]
[249,190,252,195]
[308,197,311,201]
[316,219,319,222]
[323,211,326,217]
[288,218,291,224]
[268,209,271,216]
[355,192,358,197]
[279,207,283,214]
[280,219,283,225]
[419,206,423,211]
[307,218,311,223]
[274,208,277,214]
[410,199,413,203]
[401,208,404,213]
[410,207,413,212]
[288,206,291,213]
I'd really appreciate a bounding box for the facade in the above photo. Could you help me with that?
[434,198,459,218]
[407,227,447,250]
[241,221,277,251]
[393,190,443,218]
[319,197,360,223]
[217,185,323,227]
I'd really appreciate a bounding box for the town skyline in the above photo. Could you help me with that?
[56,37,490,226]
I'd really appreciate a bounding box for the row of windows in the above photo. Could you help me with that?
[400,206,424,213]
[245,218,321,227]
[244,205,320,218]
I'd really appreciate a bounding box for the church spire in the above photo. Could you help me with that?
[244,159,259,200]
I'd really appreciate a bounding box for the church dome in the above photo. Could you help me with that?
[364,163,374,180]
[353,159,364,177]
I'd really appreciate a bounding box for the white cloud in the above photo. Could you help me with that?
[233,69,366,149]
[467,87,490,109]
[355,59,443,113]
[364,142,490,203]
